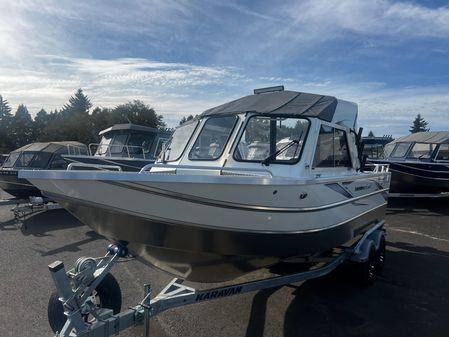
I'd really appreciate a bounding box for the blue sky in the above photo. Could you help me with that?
[1,0,449,136]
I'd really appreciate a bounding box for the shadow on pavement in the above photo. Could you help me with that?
[387,198,449,216]
[243,243,449,337]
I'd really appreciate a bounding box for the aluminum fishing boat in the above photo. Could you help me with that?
[21,86,390,282]
[63,123,171,171]
[370,131,449,194]
[0,141,87,198]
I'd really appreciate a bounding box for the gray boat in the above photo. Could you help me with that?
[21,86,390,282]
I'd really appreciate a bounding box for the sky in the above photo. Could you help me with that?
[1,0,449,136]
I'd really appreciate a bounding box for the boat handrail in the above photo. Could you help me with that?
[89,143,149,159]
[139,163,273,177]
[67,163,122,171]
[371,163,389,173]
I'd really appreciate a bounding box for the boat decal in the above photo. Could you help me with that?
[195,286,243,302]
[325,183,353,198]
[104,180,389,213]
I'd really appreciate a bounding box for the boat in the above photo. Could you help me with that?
[362,135,394,159]
[63,123,172,171]
[370,131,449,194]
[21,86,391,282]
[0,141,87,198]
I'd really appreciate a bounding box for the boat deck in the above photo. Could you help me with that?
[0,189,448,337]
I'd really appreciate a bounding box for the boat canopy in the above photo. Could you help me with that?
[99,123,169,136]
[10,141,87,154]
[201,89,338,122]
[388,131,449,145]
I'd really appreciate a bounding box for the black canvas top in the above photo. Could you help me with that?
[201,90,338,122]
[390,131,449,145]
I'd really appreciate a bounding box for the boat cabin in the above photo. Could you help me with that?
[382,132,449,162]
[157,86,362,178]
[1,142,88,170]
[92,124,171,160]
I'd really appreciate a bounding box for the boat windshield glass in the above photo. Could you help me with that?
[189,116,237,160]
[390,143,411,158]
[383,143,395,158]
[407,142,437,159]
[2,152,20,168]
[95,134,113,155]
[128,133,155,157]
[436,144,449,161]
[163,121,199,161]
[234,116,309,163]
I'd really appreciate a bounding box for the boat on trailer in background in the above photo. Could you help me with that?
[22,85,391,283]
[63,123,171,171]
[0,141,87,198]
[370,131,449,197]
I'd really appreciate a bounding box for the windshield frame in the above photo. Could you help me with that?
[161,120,200,162]
[232,114,311,165]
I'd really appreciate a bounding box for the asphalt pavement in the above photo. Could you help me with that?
[0,191,448,337]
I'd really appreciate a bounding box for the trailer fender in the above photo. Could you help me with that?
[350,239,375,263]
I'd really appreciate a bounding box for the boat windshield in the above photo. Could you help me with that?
[2,152,20,168]
[390,143,411,158]
[189,116,237,160]
[162,120,199,161]
[407,142,437,159]
[383,143,395,158]
[234,116,309,163]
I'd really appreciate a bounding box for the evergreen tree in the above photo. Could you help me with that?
[0,95,13,152]
[368,130,375,137]
[179,114,196,126]
[10,104,34,148]
[409,114,429,133]
[61,89,92,115]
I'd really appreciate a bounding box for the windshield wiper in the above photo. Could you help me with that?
[261,139,299,166]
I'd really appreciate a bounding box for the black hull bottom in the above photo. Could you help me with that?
[389,169,449,194]
[0,172,41,198]
[51,192,387,282]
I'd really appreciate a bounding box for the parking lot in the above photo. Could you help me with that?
[0,193,448,337]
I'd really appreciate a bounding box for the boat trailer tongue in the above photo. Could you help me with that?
[47,221,386,337]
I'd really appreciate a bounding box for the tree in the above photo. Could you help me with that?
[368,130,375,137]
[0,95,13,152]
[409,114,429,133]
[60,89,92,115]
[179,114,196,126]
[10,104,34,148]
[110,100,166,129]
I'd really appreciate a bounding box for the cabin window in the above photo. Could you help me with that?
[390,143,411,158]
[2,152,20,168]
[163,121,199,161]
[383,144,395,158]
[408,142,437,159]
[313,125,351,168]
[109,134,128,155]
[234,116,309,163]
[27,152,52,168]
[128,133,155,157]
[49,154,68,169]
[189,116,237,160]
[436,144,449,161]
[15,152,35,167]
[96,134,113,155]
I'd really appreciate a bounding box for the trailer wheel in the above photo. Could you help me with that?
[375,235,386,272]
[356,245,377,286]
[48,273,122,333]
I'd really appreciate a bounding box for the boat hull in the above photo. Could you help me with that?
[47,191,387,282]
[0,170,41,198]
[372,160,449,194]
[22,170,389,282]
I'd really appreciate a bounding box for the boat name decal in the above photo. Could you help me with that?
[195,286,243,302]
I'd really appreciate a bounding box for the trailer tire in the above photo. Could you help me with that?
[375,235,386,272]
[356,245,377,286]
[48,273,122,333]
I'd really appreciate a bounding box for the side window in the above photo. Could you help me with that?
[313,125,351,168]
[436,144,449,161]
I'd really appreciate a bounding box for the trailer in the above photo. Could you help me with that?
[47,221,386,337]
